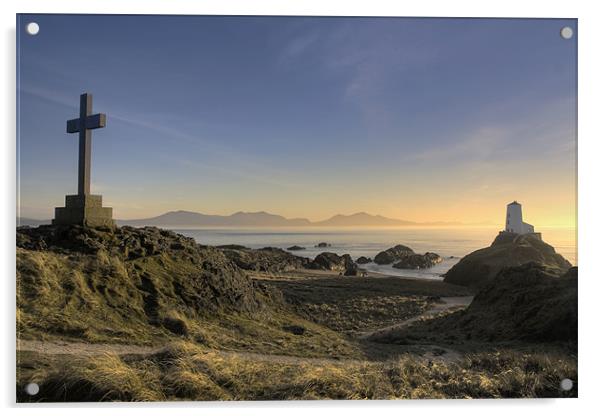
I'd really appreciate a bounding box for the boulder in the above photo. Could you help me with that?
[283,325,306,335]
[443,232,572,288]
[309,252,356,275]
[373,244,415,264]
[356,256,372,264]
[343,262,360,276]
[392,252,442,269]
[162,316,189,336]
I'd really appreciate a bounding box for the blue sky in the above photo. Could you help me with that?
[17,15,577,224]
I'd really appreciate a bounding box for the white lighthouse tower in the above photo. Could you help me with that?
[504,201,538,237]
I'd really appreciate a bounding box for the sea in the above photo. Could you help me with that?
[174,227,577,281]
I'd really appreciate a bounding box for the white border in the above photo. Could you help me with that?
[3,1,601,415]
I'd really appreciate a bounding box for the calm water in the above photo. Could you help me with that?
[174,227,577,280]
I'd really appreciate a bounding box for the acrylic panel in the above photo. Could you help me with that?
[16,14,577,402]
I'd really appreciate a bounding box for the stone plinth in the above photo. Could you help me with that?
[53,194,114,228]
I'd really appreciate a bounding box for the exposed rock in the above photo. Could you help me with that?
[162,316,189,336]
[310,252,346,270]
[220,246,310,273]
[286,245,306,251]
[309,252,357,276]
[356,256,372,264]
[392,252,442,269]
[444,232,572,288]
[17,225,200,259]
[216,244,248,250]
[373,244,415,265]
[283,325,306,335]
[315,242,331,248]
[343,262,360,277]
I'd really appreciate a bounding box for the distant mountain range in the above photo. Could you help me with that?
[118,210,312,227]
[18,210,466,228]
[117,210,463,227]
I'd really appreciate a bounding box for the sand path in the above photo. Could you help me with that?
[17,339,160,357]
[356,296,474,340]
[17,296,473,364]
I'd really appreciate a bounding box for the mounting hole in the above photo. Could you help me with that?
[26,22,40,36]
[25,382,39,396]
[560,26,573,40]
[560,378,573,391]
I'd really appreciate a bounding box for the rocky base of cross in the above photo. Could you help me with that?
[53,194,114,228]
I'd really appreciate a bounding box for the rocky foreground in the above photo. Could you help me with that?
[16,225,438,340]
[16,225,578,401]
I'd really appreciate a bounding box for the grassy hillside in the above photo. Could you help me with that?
[16,226,359,358]
[371,263,577,346]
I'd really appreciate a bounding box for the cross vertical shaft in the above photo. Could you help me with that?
[78,93,92,195]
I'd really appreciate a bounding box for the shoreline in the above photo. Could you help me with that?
[173,227,577,268]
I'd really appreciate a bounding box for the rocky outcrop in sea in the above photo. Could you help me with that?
[356,256,372,264]
[287,245,306,251]
[315,242,331,248]
[308,252,359,276]
[374,244,442,269]
[373,244,415,264]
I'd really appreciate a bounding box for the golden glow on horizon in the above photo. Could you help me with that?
[98,147,577,226]
[103,198,575,229]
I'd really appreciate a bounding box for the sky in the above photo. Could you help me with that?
[17,15,577,226]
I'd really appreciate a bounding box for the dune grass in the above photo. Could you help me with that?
[17,247,361,359]
[18,341,576,402]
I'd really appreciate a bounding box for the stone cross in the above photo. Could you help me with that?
[66,93,106,195]
[53,93,113,228]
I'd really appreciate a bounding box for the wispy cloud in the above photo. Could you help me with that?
[406,126,509,164]
[403,97,576,169]
[20,83,319,192]
[278,32,320,64]
[279,22,441,126]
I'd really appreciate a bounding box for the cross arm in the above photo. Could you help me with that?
[66,113,107,133]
